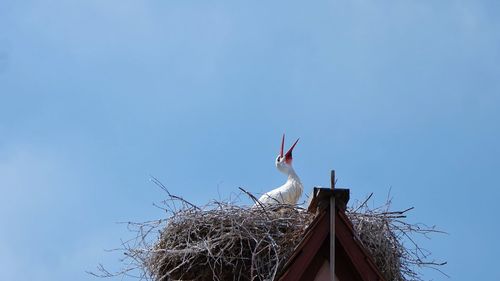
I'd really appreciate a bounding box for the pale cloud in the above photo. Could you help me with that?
[0,142,145,281]
[0,143,66,215]
[0,143,85,280]
[7,0,233,63]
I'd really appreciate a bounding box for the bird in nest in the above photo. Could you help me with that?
[255,134,303,206]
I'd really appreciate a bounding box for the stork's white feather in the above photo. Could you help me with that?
[256,168,303,205]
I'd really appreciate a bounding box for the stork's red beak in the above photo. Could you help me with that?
[280,134,285,158]
[280,134,299,164]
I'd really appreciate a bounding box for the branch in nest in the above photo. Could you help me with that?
[347,194,447,281]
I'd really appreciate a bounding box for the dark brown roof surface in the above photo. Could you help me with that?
[278,188,386,281]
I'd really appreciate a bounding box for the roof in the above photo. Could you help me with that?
[278,187,386,281]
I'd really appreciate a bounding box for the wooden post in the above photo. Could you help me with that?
[330,170,336,281]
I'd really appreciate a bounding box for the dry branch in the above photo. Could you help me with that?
[347,195,447,281]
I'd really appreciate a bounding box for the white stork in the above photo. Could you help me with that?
[255,134,303,206]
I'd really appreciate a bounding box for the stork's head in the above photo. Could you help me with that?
[275,134,299,174]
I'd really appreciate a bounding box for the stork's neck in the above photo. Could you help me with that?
[286,167,302,185]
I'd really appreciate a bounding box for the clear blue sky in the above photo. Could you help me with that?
[1,1,499,280]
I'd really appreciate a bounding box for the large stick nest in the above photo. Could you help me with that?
[91,181,446,281]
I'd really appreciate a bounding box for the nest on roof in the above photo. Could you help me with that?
[92,182,445,281]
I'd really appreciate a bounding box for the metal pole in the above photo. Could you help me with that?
[330,170,336,281]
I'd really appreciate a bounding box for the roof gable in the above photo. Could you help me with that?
[278,188,386,281]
